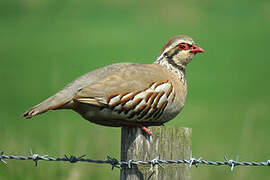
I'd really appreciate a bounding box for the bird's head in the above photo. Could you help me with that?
[156,35,204,68]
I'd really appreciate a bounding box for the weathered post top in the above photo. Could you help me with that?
[120,126,192,180]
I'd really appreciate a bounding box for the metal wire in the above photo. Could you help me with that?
[0,150,269,171]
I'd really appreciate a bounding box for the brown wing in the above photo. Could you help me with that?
[74,64,176,122]
[74,64,170,105]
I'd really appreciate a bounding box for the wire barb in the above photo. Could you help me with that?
[0,151,7,165]
[128,160,133,169]
[64,154,86,164]
[224,156,236,171]
[189,157,201,167]
[29,149,49,167]
[149,155,164,171]
[107,156,120,170]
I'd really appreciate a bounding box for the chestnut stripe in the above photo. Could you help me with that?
[106,93,119,103]
[138,93,157,119]
[171,92,176,103]
[121,90,142,104]
[138,104,151,120]
[123,98,143,113]
[145,92,153,103]
[144,108,156,120]
[135,103,147,116]
[154,80,169,88]
[120,91,130,99]
[152,91,165,109]
[156,101,168,119]
[153,100,168,119]
[148,92,158,105]
[110,100,121,107]
[148,82,155,88]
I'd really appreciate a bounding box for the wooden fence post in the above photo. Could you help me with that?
[120,126,192,180]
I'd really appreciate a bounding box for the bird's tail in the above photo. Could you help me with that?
[23,88,74,119]
[23,101,52,119]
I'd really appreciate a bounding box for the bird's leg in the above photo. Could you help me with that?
[139,125,152,136]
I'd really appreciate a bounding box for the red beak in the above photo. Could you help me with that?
[190,44,204,54]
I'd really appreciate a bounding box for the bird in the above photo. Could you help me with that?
[23,35,204,135]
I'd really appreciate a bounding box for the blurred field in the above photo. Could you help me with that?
[0,0,270,179]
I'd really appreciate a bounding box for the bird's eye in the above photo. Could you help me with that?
[178,43,189,50]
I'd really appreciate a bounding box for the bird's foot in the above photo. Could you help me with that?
[139,125,152,136]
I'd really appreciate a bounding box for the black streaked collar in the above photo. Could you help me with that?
[167,58,186,75]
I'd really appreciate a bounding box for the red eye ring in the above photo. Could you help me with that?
[178,43,189,50]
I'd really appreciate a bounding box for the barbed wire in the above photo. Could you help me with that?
[0,150,269,171]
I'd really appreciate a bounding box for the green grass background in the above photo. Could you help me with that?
[0,0,270,179]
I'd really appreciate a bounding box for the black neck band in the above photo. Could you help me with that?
[167,57,186,74]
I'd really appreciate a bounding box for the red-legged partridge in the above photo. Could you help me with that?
[23,35,204,133]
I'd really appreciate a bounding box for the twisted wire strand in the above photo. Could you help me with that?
[0,150,269,171]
